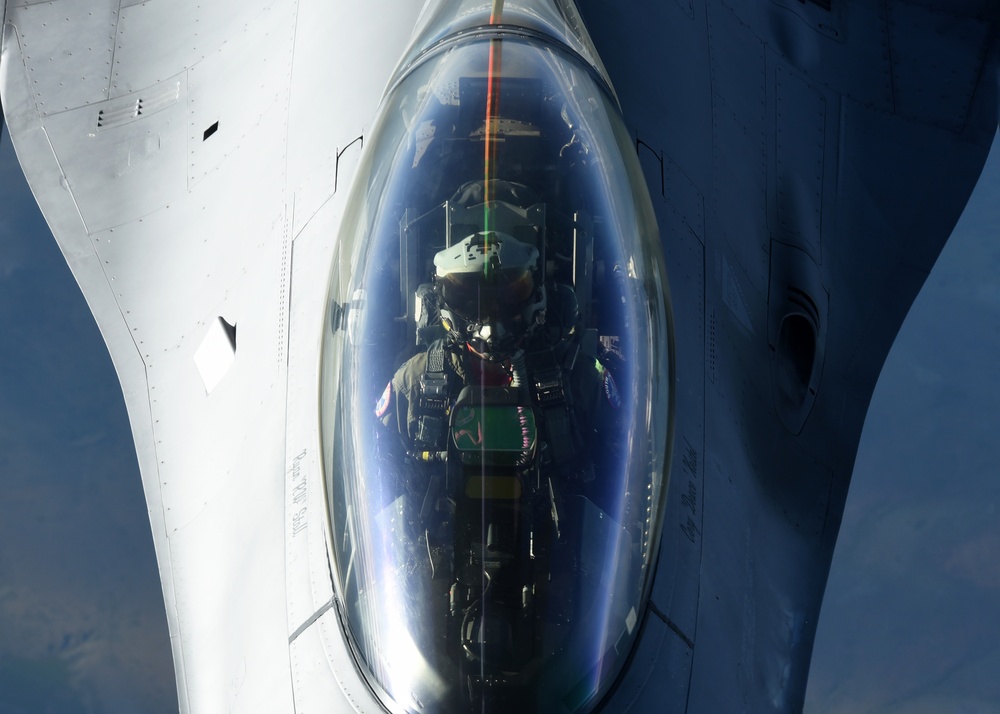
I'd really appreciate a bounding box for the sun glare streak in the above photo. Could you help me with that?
[483,0,505,263]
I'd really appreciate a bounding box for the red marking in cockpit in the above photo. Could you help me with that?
[454,421,484,448]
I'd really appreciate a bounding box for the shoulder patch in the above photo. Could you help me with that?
[375,381,393,418]
[603,370,621,409]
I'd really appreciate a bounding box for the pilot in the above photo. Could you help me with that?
[374,229,622,478]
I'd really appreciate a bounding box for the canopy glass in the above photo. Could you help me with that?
[321,12,673,713]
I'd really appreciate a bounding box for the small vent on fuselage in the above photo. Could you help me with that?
[97,100,139,129]
[96,81,180,131]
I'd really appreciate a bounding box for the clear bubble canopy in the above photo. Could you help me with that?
[321,4,674,712]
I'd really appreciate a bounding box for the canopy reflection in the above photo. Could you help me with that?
[321,12,672,714]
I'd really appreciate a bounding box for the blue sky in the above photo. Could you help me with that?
[0,131,176,714]
[804,138,1000,714]
[0,121,998,713]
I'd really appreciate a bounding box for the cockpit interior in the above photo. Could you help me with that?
[320,14,673,713]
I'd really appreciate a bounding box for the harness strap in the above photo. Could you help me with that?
[528,345,584,474]
[415,339,451,451]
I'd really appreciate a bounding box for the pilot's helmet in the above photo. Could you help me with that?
[434,231,544,359]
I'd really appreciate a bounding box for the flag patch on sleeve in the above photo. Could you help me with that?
[375,381,393,418]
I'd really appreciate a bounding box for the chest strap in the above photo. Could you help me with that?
[528,346,583,473]
[415,340,451,451]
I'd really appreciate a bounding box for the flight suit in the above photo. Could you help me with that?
[375,337,622,472]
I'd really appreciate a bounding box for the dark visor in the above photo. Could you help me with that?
[438,268,534,322]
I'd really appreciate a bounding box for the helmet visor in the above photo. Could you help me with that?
[438,268,534,322]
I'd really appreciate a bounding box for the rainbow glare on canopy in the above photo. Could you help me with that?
[482,0,505,267]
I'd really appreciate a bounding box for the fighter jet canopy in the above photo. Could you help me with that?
[321,5,674,712]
